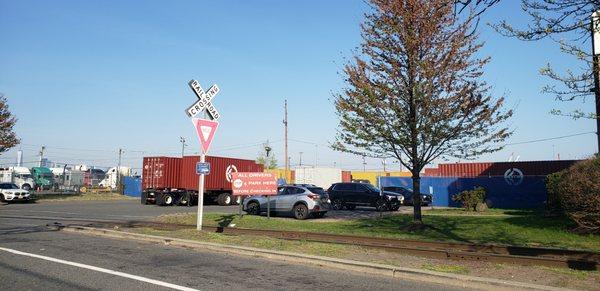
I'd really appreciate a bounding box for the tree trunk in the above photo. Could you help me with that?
[412,173,422,223]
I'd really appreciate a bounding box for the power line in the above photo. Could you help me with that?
[503,131,595,146]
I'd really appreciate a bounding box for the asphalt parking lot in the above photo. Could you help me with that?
[0,199,422,223]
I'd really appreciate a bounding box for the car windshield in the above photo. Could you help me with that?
[363,184,381,192]
[307,187,326,195]
[0,183,19,189]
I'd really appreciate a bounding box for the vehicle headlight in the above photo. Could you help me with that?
[386,195,395,199]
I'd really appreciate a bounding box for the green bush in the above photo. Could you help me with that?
[545,156,600,234]
[545,171,565,216]
[452,187,486,211]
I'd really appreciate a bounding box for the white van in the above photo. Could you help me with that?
[0,167,35,190]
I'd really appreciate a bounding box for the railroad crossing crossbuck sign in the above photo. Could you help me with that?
[186,79,220,154]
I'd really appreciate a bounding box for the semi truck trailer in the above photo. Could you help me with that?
[141,155,263,206]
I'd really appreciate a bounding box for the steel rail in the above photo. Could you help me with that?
[2,214,597,270]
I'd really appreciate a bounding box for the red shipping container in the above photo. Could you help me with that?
[433,160,579,177]
[341,171,352,182]
[142,157,182,190]
[179,155,264,191]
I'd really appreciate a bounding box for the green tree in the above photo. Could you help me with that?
[333,0,512,223]
[0,94,19,153]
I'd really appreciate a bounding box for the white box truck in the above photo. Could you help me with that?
[0,167,35,190]
[294,167,342,189]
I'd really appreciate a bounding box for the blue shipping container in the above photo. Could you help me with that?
[123,176,142,197]
[379,176,548,209]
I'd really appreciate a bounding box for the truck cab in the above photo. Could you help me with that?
[31,167,55,190]
[0,167,35,191]
[99,167,131,190]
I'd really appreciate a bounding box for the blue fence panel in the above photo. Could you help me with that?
[380,176,548,209]
[123,176,142,197]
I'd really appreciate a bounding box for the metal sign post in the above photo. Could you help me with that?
[197,154,205,230]
[185,79,221,231]
[267,196,270,219]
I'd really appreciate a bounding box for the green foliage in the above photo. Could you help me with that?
[452,187,486,211]
[0,94,19,152]
[545,171,565,216]
[546,156,600,234]
[256,155,278,170]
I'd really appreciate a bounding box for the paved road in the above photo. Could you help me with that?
[0,199,423,224]
[0,200,238,222]
[0,223,463,290]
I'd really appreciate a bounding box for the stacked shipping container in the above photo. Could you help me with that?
[424,160,579,177]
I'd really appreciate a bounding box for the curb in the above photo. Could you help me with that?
[61,226,572,291]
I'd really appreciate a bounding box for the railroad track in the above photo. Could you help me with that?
[3,214,598,270]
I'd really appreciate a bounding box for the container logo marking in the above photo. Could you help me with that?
[504,168,524,186]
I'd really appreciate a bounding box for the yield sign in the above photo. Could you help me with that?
[192,118,219,154]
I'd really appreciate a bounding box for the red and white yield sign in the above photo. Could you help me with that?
[231,172,278,196]
[186,79,220,154]
[192,118,218,154]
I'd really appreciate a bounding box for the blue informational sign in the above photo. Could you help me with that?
[196,162,210,175]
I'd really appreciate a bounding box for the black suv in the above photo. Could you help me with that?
[327,182,403,211]
[381,186,433,206]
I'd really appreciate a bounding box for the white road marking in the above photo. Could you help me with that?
[0,246,199,291]
[0,209,152,219]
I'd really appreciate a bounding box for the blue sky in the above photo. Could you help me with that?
[0,0,597,172]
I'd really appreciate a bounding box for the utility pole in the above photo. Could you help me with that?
[39,146,45,167]
[180,137,186,157]
[591,11,600,154]
[382,158,387,172]
[314,144,318,167]
[117,148,123,194]
[362,155,366,172]
[299,152,303,167]
[284,100,289,172]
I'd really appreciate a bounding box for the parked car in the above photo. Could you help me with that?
[0,182,31,202]
[327,182,404,211]
[381,186,432,206]
[243,184,330,219]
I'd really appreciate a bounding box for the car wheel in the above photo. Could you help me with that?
[375,199,389,212]
[391,205,400,211]
[344,204,356,210]
[0,194,5,202]
[246,201,260,215]
[331,199,343,210]
[293,204,309,220]
[22,184,31,191]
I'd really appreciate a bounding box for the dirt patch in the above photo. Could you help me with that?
[343,249,600,290]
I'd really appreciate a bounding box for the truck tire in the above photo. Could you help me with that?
[163,193,174,206]
[217,193,232,206]
[22,184,31,191]
[179,192,191,206]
